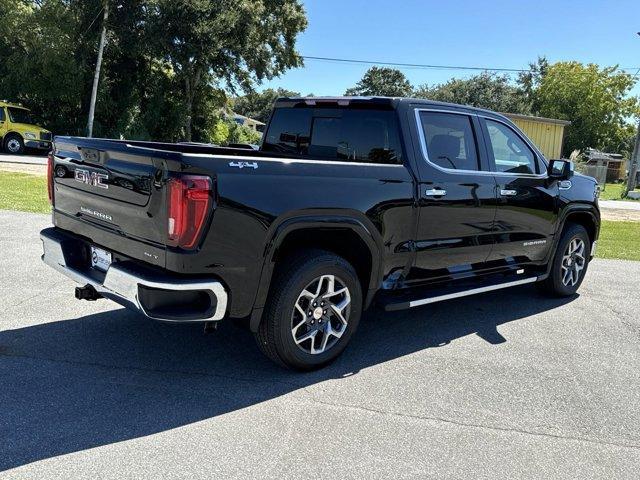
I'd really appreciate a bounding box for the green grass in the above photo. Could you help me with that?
[0,171,50,213]
[597,220,640,261]
[0,171,638,261]
[599,182,640,201]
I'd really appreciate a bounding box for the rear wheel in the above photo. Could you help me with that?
[540,223,591,296]
[255,250,362,370]
[4,134,24,154]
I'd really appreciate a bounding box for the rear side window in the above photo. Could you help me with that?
[418,111,479,171]
[263,107,403,164]
[485,119,537,174]
[263,108,312,155]
[0,108,5,122]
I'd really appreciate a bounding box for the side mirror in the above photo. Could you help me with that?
[548,159,574,180]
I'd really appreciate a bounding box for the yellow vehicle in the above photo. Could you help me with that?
[0,101,52,154]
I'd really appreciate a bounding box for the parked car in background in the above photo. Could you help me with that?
[41,96,600,370]
[0,101,52,154]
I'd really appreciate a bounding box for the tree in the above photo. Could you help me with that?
[149,0,307,140]
[532,62,640,156]
[0,0,89,135]
[0,0,307,143]
[517,56,549,113]
[344,67,413,97]
[233,87,300,124]
[415,72,531,114]
[207,117,261,145]
[0,0,160,138]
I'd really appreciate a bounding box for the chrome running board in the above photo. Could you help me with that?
[384,276,539,311]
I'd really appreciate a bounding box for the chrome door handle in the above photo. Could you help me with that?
[425,188,446,197]
[500,189,517,196]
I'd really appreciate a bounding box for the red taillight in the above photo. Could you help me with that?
[167,175,212,249]
[47,153,54,205]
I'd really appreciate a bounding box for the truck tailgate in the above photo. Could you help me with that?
[52,137,174,267]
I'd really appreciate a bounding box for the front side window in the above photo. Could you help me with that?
[262,107,402,164]
[419,111,479,171]
[7,107,35,124]
[485,120,537,174]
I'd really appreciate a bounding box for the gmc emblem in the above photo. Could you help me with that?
[75,168,108,189]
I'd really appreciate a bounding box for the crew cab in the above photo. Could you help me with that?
[0,101,52,154]
[41,97,600,370]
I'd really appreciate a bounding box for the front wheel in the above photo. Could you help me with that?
[3,134,25,154]
[539,223,591,296]
[255,250,362,370]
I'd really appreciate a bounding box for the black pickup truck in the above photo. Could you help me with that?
[41,96,600,370]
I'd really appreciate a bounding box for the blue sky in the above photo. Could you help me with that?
[260,0,640,96]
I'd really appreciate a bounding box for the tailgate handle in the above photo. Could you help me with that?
[78,147,103,164]
[425,188,446,197]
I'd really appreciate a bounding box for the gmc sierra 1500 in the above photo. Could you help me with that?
[41,96,600,370]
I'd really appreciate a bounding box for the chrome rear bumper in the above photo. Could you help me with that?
[40,229,227,322]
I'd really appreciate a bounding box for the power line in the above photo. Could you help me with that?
[302,55,640,74]
[302,55,528,72]
[80,6,105,39]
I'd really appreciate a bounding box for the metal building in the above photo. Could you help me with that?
[504,113,571,160]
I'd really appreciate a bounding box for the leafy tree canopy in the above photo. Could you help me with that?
[415,72,531,114]
[517,56,550,112]
[0,0,307,142]
[530,62,639,156]
[233,87,300,124]
[149,0,307,140]
[344,67,413,97]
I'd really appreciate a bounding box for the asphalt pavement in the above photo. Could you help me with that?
[0,152,47,165]
[599,199,640,211]
[1,210,639,479]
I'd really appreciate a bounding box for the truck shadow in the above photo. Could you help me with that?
[1,286,575,471]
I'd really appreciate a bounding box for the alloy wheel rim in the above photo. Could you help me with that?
[7,139,20,153]
[290,274,351,355]
[561,237,586,287]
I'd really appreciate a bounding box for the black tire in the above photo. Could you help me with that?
[539,223,591,297]
[3,133,25,154]
[254,249,363,371]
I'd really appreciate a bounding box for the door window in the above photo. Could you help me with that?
[418,111,479,171]
[0,108,5,122]
[485,120,537,174]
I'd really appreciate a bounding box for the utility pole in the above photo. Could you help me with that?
[625,121,640,195]
[624,31,640,195]
[86,1,109,138]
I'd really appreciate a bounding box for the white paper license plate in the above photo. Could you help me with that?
[90,246,112,272]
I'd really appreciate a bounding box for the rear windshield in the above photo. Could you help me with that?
[262,107,403,164]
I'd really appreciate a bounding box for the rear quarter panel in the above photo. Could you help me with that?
[180,153,417,317]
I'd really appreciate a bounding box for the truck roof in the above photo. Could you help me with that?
[273,96,504,118]
[0,100,28,110]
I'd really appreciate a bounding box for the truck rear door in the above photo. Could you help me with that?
[408,107,498,284]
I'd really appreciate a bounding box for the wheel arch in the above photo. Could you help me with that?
[248,215,384,332]
[561,206,599,245]
[544,204,600,272]
[4,131,24,140]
